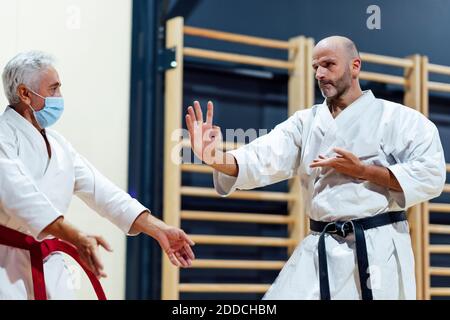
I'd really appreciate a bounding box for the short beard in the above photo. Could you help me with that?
[322,68,352,104]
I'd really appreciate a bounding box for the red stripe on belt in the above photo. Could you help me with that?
[0,224,106,300]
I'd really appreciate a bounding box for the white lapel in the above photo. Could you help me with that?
[3,106,51,174]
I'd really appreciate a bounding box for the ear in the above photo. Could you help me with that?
[351,58,362,78]
[17,84,32,105]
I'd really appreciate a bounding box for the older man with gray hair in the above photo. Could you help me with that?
[0,51,195,300]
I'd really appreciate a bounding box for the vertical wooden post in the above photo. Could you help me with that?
[303,37,315,235]
[421,56,430,300]
[403,54,423,300]
[287,36,305,254]
[162,17,184,300]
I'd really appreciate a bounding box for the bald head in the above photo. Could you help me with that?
[312,36,362,101]
[314,36,359,60]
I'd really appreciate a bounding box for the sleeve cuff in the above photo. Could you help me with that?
[34,211,64,241]
[120,200,148,236]
[213,148,249,196]
[388,164,412,209]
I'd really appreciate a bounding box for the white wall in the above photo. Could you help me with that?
[0,0,133,299]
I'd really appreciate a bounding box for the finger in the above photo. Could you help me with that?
[183,243,195,260]
[185,114,193,133]
[81,252,97,275]
[90,249,105,273]
[194,101,203,123]
[187,106,197,123]
[181,230,195,246]
[85,252,103,278]
[96,236,113,252]
[333,147,351,158]
[318,155,326,159]
[309,159,334,168]
[206,101,213,125]
[175,251,189,268]
[166,250,180,267]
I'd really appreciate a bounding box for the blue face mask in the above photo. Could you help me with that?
[28,89,64,128]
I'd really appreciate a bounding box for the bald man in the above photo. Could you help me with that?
[184,36,445,300]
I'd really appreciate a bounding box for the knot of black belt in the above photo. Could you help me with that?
[309,211,407,300]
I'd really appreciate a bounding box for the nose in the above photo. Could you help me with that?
[315,66,326,81]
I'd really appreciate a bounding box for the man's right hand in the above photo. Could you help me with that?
[73,233,112,278]
[185,101,222,165]
[185,100,239,177]
[42,217,112,279]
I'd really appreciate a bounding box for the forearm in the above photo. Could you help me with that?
[361,164,403,192]
[129,210,167,238]
[209,150,239,177]
[41,216,83,245]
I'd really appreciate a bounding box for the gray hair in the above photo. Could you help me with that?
[2,51,56,104]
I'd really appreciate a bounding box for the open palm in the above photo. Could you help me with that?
[185,101,222,165]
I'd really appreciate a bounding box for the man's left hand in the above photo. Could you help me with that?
[309,147,366,179]
[155,225,195,268]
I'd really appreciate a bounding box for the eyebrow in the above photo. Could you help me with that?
[312,57,337,68]
[48,82,61,89]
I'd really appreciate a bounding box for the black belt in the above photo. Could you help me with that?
[309,211,407,300]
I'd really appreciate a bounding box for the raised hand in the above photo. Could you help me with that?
[185,101,222,165]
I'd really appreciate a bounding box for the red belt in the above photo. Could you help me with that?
[0,224,106,300]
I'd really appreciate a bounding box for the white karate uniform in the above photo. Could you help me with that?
[0,106,147,299]
[213,90,446,299]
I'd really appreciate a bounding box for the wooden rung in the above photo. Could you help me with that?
[428,203,450,213]
[184,47,295,70]
[359,71,406,86]
[190,259,285,270]
[429,245,450,254]
[179,283,271,293]
[181,186,297,202]
[181,210,294,224]
[430,267,450,276]
[429,224,450,235]
[181,164,213,174]
[184,26,292,50]
[443,184,450,193]
[181,138,244,150]
[189,234,297,247]
[428,81,450,93]
[429,287,450,296]
[428,63,450,77]
[447,164,450,172]
[360,52,414,68]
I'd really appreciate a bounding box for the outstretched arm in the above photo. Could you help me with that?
[129,211,195,268]
[68,140,195,268]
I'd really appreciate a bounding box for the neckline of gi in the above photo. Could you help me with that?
[321,90,375,126]
[3,106,52,163]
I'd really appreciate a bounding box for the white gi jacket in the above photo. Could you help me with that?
[0,106,146,299]
[213,90,446,299]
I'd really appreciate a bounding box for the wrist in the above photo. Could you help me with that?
[357,163,368,180]
[204,148,220,166]
[135,211,168,239]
